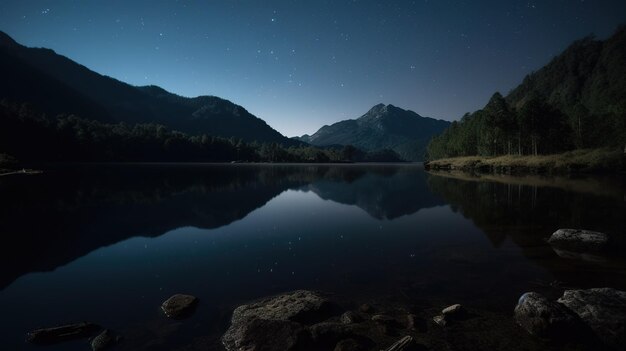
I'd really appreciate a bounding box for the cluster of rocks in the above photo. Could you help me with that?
[24,228,625,350]
[515,288,626,349]
[26,293,198,350]
[221,290,469,351]
[514,228,626,349]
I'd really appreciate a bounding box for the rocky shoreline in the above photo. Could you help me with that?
[25,228,626,351]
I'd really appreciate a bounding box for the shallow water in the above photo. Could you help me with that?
[0,164,625,350]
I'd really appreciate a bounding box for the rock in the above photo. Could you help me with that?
[161,294,198,318]
[334,338,365,351]
[433,303,465,327]
[310,321,355,343]
[432,315,447,327]
[548,229,609,253]
[383,335,414,351]
[90,329,118,351]
[557,288,626,349]
[340,311,361,324]
[514,292,579,337]
[27,322,100,344]
[230,318,305,351]
[222,290,331,351]
[371,314,396,334]
[371,314,394,324]
[405,314,417,330]
[441,304,465,318]
[359,303,373,313]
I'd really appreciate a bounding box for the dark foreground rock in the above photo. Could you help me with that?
[91,329,120,351]
[161,294,198,318]
[27,322,100,344]
[514,292,580,337]
[548,229,609,253]
[433,304,465,327]
[558,288,626,350]
[334,338,365,351]
[222,290,333,351]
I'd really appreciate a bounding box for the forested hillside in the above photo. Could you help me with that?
[0,31,295,145]
[427,26,626,160]
[0,100,399,163]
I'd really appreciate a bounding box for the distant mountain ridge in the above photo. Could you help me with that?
[295,104,450,161]
[0,31,294,145]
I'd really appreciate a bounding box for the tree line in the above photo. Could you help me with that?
[0,100,401,164]
[427,27,626,160]
[427,92,625,160]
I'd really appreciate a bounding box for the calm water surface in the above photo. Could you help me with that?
[0,164,625,350]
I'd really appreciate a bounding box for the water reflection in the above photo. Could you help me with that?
[0,164,443,289]
[0,164,624,350]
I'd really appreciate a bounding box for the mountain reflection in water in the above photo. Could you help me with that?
[0,164,624,351]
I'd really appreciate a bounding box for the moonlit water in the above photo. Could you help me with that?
[0,164,624,350]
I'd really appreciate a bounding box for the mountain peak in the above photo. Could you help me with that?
[366,103,388,114]
[299,103,450,161]
[0,31,20,50]
[360,103,419,121]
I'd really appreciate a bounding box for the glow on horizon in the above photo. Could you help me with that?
[1,1,625,136]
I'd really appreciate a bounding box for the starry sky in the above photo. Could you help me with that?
[1,1,625,137]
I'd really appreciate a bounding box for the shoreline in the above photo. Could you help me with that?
[424,148,625,174]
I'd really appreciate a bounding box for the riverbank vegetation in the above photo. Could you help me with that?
[425,148,624,174]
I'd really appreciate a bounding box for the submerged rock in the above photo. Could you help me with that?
[222,290,331,351]
[340,311,361,324]
[548,229,609,253]
[91,329,119,351]
[514,292,579,337]
[442,304,465,318]
[161,294,198,318]
[27,322,100,344]
[433,303,465,327]
[557,288,626,349]
[432,315,447,327]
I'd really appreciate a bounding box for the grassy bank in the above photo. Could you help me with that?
[425,148,625,174]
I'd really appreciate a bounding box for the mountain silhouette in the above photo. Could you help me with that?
[0,31,295,145]
[295,104,450,161]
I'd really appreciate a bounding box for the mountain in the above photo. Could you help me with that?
[295,104,450,161]
[427,25,626,160]
[0,31,294,145]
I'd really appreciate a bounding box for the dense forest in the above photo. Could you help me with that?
[0,100,400,165]
[427,26,626,160]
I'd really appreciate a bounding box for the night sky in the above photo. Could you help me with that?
[1,1,625,136]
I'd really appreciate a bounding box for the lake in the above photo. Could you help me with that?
[1,164,625,350]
